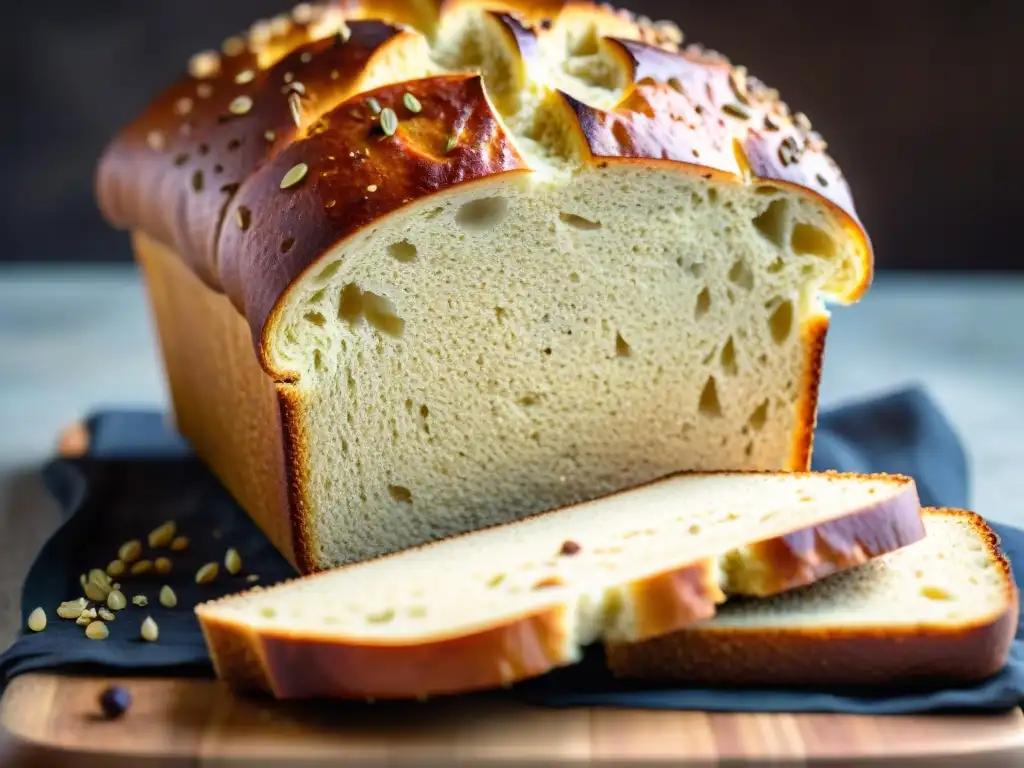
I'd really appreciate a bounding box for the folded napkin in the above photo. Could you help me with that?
[2,387,1022,713]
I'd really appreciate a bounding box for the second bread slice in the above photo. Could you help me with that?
[607,507,1018,687]
[196,471,923,700]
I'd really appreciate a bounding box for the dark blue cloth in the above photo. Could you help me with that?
[2,387,1022,713]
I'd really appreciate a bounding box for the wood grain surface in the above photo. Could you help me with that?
[2,673,1023,765]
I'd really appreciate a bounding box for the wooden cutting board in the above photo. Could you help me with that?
[2,673,1023,764]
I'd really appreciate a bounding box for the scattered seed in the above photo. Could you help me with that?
[367,97,382,115]
[246,574,260,583]
[722,103,750,120]
[107,590,127,611]
[366,184,377,192]
[141,617,159,642]
[82,607,97,620]
[196,82,214,99]
[86,620,109,640]
[288,92,303,127]
[330,69,340,80]
[403,92,422,113]
[229,95,254,116]
[286,81,307,96]
[222,36,246,57]
[148,521,177,549]
[132,594,149,607]
[106,559,126,578]
[224,548,243,575]
[27,608,46,632]
[264,130,276,143]
[155,557,172,575]
[119,540,143,564]
[196,562,220,585]
[159,585,177,608]
[170,536,190,553]
[445,134,458,153]
[280,163,309,189]
[300,51,313,64]
[57,598,87,620]
[188,50,221,79]
[98,607,116,622]
[131,560,154,576]
[84,581,109,603]
[76,614,92,627]
[174,97,194,116]
[146,131,165,151]
[379,108,398,136]
[235,69,256,85]
[794,111,813,132]
[99,686,131,719]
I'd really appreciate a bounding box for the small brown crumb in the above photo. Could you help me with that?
[559,540,582,556]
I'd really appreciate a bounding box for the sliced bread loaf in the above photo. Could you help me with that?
[196,471,922,700]
[606,508,1018,687]
[100,0,874,572]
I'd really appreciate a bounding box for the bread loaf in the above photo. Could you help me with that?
[98,1,873,571]
[196,471,922,700]
[607,508,1018,687]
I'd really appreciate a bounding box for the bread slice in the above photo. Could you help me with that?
[606,508,1018,687]
[98,1,873,572]
[196,471,922,700]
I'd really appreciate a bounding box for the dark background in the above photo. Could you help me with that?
[2,0,1020,269]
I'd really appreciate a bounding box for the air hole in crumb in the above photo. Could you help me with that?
[695,287,711,319]
[518,393,540,407]
[744,441,754,457]
[191,170,204,192]
[707,188,719,205]
[559,212,602,230]
[615,332,632,357]
[455,197,509,232]
[304,311,325,327]
[698,376,722,417]
[748,400,769,431]
[768,299,794,344]
[389,240,418,262]
[569,271,581,283]
[791,222,836,259]
[388,485,413,503]
[726,288,737,305]
[495,307,506,324]
[316,261,341,282]
[338,283,405,337]
[767,256,785,273]
[920,585,953,601]
[227,138,242,151]
[312,348,324,371]
[752,199,788,247]
[728,259,754,290]
[280,237,295,254]
[719,337,738,376]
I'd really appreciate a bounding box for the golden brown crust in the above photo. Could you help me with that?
[606,508,1018,688]
[216,73,530,374]
[789,311,829,471]
[134,232,301,568]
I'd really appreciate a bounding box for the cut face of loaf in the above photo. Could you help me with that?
[196,471,923,700]
[607,508,1019,687]
[97,2,873,571]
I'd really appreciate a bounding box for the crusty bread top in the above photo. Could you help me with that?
[96,0,872,375]
[698,507,1017,632]
[197,471,920,645]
